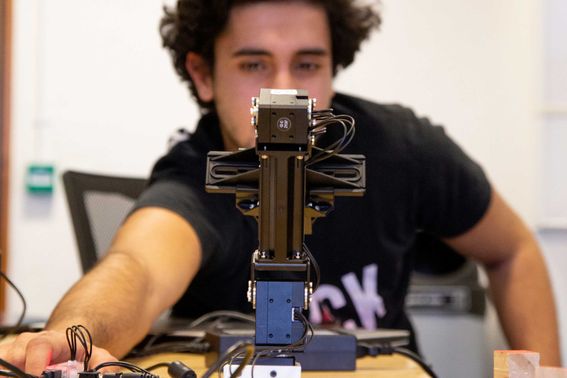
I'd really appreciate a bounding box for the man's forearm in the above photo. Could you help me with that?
[46,250,163,358]
[486,239,561,366]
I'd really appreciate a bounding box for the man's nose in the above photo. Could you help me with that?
[271,70,297,89]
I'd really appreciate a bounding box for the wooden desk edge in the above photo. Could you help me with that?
[129,352,429,377]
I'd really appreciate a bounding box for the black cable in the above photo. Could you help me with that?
[71,328,87,365]
[356,342,437,377]
[141,333,161,350]
[65,325,93,371]
[145,361,196,378]
[0,270,27,340]
[247,309,314,377]
[143,363,170,372]
[201,341,254,378]
[126,310,252,359]
[310,119,348,158]
[224,343,254,378]
[65,327,77,360]
[297,312,314,346]
[218,311,314,378]
[215,342,252,377]
[285,310,313,350]
[393,347,438,378]
[0,359,34,378]
[0,371,18,377]
[303,243,320,291]
[73,326,93,371]
[128,340,210,357]
[93,361,155,376]
[94,361,145,372]
[188,310,255,329]
[307,113,356,166]
[248,349,272,378]
[312,108,335,116]
[126,333,167,357]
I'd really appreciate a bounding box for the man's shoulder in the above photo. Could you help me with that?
[149,112,223,184]
[332,92,445,152]
[148,136,207,185]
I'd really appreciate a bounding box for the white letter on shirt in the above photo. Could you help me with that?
[310,284,346,324]
[342,264,386,329]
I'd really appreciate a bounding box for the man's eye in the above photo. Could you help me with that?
[239,61,266,72]
[296,62,321,71]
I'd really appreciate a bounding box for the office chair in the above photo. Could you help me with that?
[62,170,147,273]
[407,232,485,315]
[406,232,498,378]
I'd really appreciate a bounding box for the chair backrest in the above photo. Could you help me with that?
[406,232,493,378]
[406,232,485,316]
[63,170,147,273]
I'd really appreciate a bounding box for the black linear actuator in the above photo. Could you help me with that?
[206,88,365,347]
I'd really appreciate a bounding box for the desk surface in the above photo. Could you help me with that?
[0,334,428,377]
[129,352,429,377]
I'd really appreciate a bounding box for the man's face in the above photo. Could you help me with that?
[189,2,334,150]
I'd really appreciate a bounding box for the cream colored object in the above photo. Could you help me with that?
[494,350,540,378]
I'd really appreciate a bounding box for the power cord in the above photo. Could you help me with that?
[0,257,33,378]
[144,361,195,378]
[188,311,254,328]
[0,250,27,340]
[231,311,314,378]
[201,341,254,378]
[92,361,157,378]
[357,342,439,378]
[0,358,35,378]
[127,311,255,358]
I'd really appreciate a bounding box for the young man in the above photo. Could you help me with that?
[0,0,561,374]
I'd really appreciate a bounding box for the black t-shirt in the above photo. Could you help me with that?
[133,93,491,350]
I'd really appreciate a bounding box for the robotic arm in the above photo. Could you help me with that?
[206,88,365,348]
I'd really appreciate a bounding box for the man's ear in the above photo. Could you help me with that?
[185,52,214,102]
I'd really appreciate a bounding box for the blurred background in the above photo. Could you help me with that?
[0,0,565,375]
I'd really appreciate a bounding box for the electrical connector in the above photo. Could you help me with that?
[122,373,155,378]
[356,342,395,357]
[102,374,121,378]
[78,372,100,378]
[166,361,196,378]
[41,370,62,378]
[43,360,83,378]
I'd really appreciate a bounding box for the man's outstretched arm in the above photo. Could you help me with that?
[0,207,202,375]
[445,189,561,366]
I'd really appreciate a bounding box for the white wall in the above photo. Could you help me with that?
[335,0,542,223]
[7,0,560,359]
[8,0,198,319]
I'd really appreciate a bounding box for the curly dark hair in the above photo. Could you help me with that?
[160,0,381,110]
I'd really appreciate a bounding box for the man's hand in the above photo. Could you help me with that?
[0,330,117,376]
[0,207,202,376]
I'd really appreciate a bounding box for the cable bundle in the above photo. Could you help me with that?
[65,326,92,372]
[308,109,356,166]
[207,311,315,378]
[92,362,158,378]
